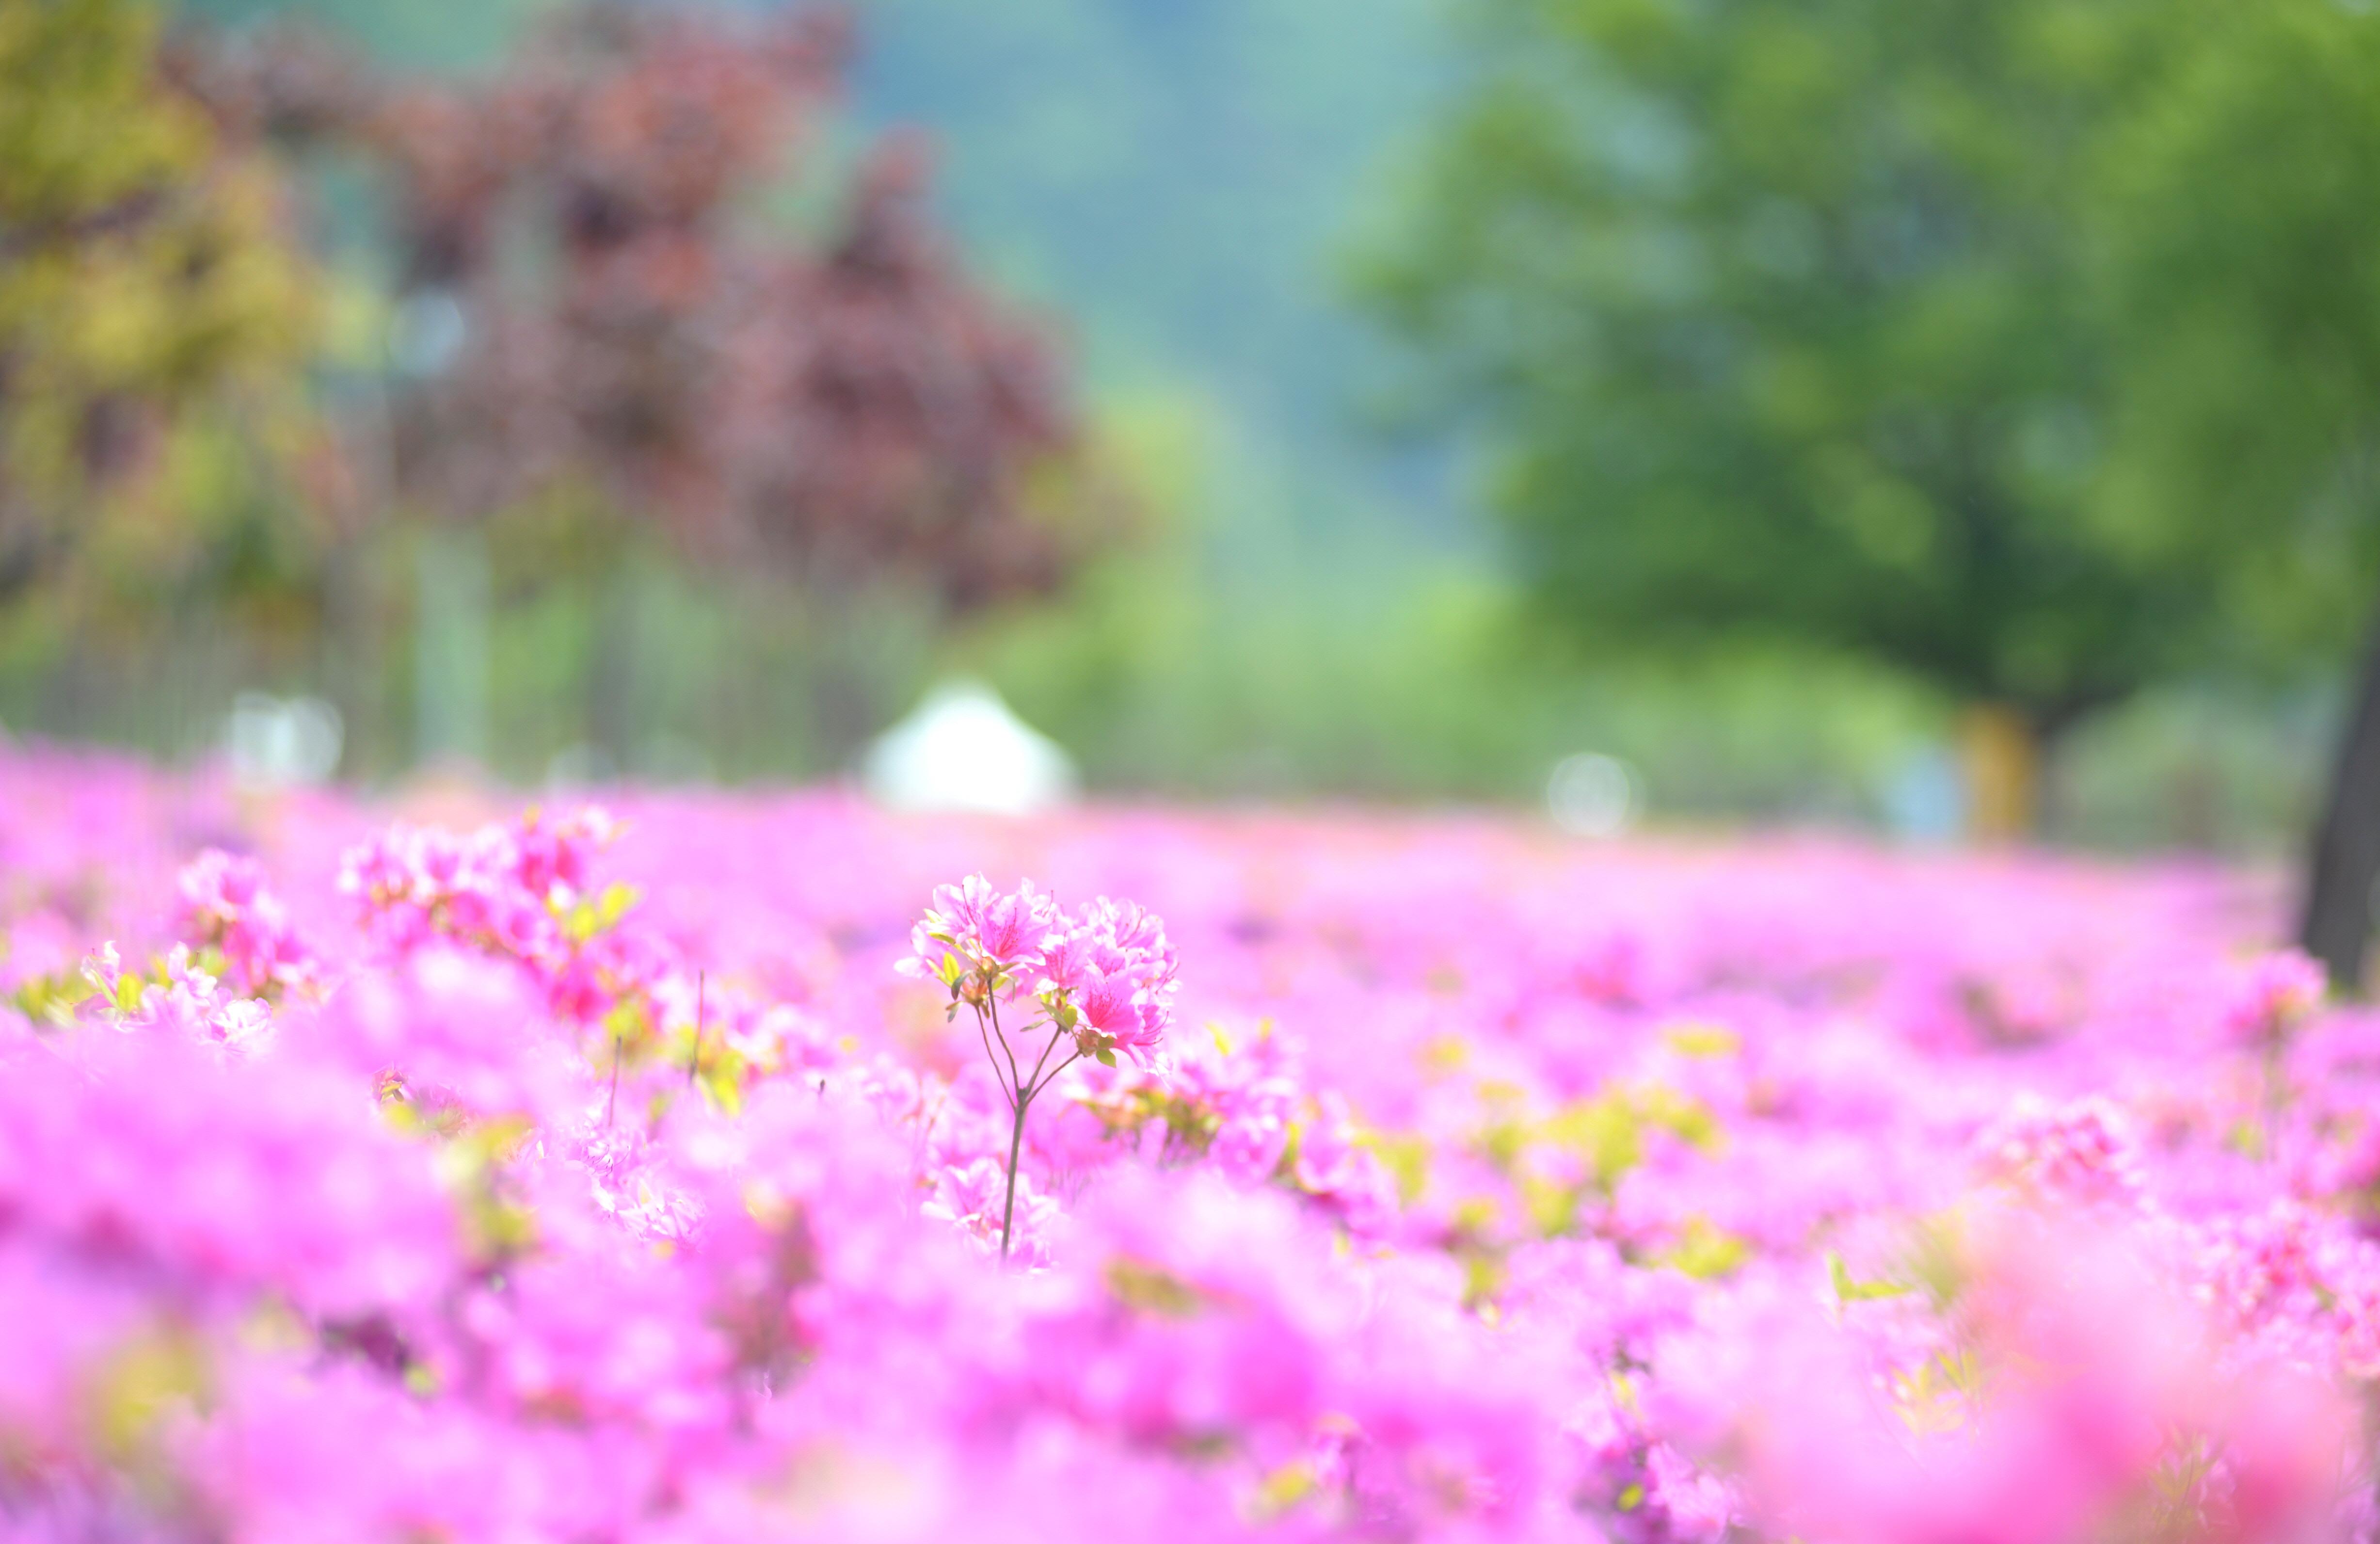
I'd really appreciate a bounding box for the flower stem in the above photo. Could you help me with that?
[999,1086,1031,1262]
[604,1031,623,1128]
[2262,1037,2289,1156]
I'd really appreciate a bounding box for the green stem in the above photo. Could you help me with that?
[999,1088,1031,1262]
[604,1031,623,1127]
[2262,1037,2288,1155]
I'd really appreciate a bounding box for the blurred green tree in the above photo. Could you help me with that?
[0,0,325,642]
[1362,0,2380,841]
[2077,4,2380,981]
[170,5,1109,773]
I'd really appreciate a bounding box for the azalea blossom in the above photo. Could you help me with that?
[0,751,2369,1543]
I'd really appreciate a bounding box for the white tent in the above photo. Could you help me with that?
[863,679,1077,816]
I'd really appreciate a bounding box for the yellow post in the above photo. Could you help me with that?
[1959,703,2039,844]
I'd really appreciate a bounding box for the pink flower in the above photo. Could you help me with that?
[1972,1095,2145,1210]
[9,746,2380,1544]
[898,874,1059,988]
[179,848,319,997]
[2223,948,2326,1047]
[335,809,664,1024]
[1071,966,1160,1055]
[1033,896,1180,1067]
[80,940,277,1058]
[924,1156,1060,1266]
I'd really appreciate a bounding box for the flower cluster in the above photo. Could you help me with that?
[338,807,656,1023]
[903,874,1180,1068]
[902,875,1181,1258]
[80,939,275,1056]
[1,748,2380,1543]
[177,847,319,997]
[1972,1094,2146,1209]
[2224,946,2327,1047]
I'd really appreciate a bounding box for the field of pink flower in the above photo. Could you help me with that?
[0,743,2372,1543]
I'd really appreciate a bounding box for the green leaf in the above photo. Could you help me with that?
[1829,1251,1913,1303]
[12,969,94,1027]
[1655,1217,1748,1280]
[1661,1023,1740,1059]
[596,882,639,929]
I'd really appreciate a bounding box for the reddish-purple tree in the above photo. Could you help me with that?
[181,3,1092,614]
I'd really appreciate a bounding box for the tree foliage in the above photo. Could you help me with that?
[2087,1,2380,667]
[0,0,321,622]
[179,4,1098,615]
[1364,0,2380,740]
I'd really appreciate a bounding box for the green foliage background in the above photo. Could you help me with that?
[0,0,2341,849]
[1361,0,2380,743]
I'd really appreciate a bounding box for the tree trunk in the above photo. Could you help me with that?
[2299,612,2380,990]
[1959,702,2040,844]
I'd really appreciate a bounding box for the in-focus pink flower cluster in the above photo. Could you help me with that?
[900,875,1183,1258]
[901,873,1181,1068]
[4,746,2380,1542]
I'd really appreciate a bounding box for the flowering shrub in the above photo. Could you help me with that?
[2,748,2380,1540]
[903,875,1181,1256]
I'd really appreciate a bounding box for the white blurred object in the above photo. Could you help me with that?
[864,679,1077,816]
[225,692,343,787]
[1547,751,1638,838]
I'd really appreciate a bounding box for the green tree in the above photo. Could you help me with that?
[0,0,322,633]
[1363,0,2379,836]
[2078,4,2380,980]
